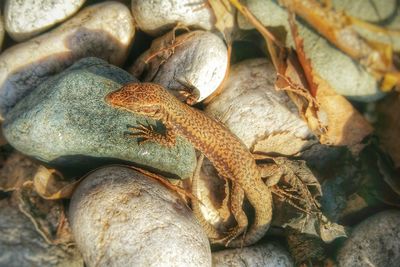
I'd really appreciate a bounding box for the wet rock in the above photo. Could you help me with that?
[337,210,400,267]
[132,30,228,103]
[69,165,211,267]
[131,0,215,35]
[0,1,135,119]
[0,197,83,267]
[237,0,383,102]
[205,58,314,155]
[2,58,196,179]
[4,0,85,41]
[212,243,294,267]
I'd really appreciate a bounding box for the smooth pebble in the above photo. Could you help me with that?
[4,0,85,41]
[69,165,212,267]
[131,0,215,35]
[337,210,400,267]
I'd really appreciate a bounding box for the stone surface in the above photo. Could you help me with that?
[2,58,196,179]
[131,0,215,35]
[0,197,83,267]
[237,0,384,102]
[205,58,314,155]
[337,210,400,267]
[0,1,135,119]
[4,0,85,41]
[132,30,228,103]
[69,166,212,267]
[212,243,294,267]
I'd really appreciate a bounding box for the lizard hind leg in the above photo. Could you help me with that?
[215,182,248,247]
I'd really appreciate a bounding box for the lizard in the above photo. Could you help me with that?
[105,82,272,247]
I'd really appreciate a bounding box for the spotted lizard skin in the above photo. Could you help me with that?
[105,82,272,247]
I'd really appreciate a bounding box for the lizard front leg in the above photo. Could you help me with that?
[126,123,177,147]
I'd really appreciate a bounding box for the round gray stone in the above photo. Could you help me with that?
[2,57,196,179]
[337,210,400,267]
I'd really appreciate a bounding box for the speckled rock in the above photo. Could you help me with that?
[237,0,384,102]
[205,58,314,155]
[2,58,196,179]
[132,30,228,103]
[337,210,400,267]
[131,0,215,35]
[212,243,294,267]
[0,197,83,267]
[4,0,85,41]
[0,1,135,120]
[69,166,212,267]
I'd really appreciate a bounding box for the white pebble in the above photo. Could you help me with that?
[4,0,85,41]
[69,166,212,267]
[131,0,215,35]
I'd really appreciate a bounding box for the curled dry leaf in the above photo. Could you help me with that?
[279,0,400,91]
[33,166,82,200]
[287,13,373,146]
[234,0,381,146]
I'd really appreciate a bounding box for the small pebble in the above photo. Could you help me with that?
[131,0,215,35]
[212,243,294,267]
[337,210,400,267]
[69,165,212,267]
[2,58,196,179]
[0,1,135,119]
[4,0,85,41]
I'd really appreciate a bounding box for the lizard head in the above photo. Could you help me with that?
[105,83,165,119]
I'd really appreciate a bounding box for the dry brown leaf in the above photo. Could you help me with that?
[33,166,82,200]
[252,131,317,156]
[289,14,373,146]
[315,79,373,146]
[279,0,400,91]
